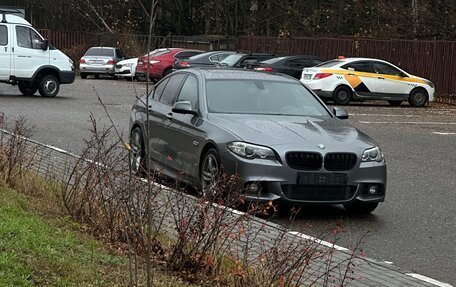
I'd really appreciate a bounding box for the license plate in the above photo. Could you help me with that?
[303,74,312,80]
[90,60,104,65]
[297,173,346,185]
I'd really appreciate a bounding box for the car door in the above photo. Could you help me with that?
[0,24,11,80]
[341,61,377,97]
[146,74,186,172]
[163,74,206,179]
[372,61,411,99]
[12,25,49,78]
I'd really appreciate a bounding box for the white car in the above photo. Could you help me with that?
[115,57,138,80]
[300,57,435,107]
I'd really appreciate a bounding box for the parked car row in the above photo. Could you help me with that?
[78,46,434,107]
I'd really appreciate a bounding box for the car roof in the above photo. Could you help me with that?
[188,68,298,82]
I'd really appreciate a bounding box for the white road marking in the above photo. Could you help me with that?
[433,132,456,135]
[359,121,456,125]
[406,273,454,287]
[288,231,349,251]
[2,129,454,287]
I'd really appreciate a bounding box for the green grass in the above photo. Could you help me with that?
[0,186,198,287]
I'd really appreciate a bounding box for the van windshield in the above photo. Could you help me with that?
[85,48,115,57]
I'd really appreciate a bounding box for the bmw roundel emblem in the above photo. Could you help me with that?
[318,144,325,149]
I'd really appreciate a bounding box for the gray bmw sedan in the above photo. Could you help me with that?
[129,69,387,213]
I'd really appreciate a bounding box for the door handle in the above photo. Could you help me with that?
[378,77,385,80]
[348,73,355,76]
[166,112,173,120]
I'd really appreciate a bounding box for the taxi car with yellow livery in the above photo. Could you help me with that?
[300,57,435,107]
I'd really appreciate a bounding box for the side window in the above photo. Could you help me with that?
[373,62,402,76]
[152,77,170,100]
[209,55,219,62]
[0,25,7,46]
[177,75,198,109]
[160,74,187,105]
[342,61,374,73]
[239,57,258,67]
[287,59,312,68]
[16,26,42,49]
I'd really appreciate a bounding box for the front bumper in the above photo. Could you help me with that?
[59,71,75,84]
[219,150,387,205]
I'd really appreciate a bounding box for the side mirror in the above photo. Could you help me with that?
[41,39,49,51]
[172,101,197,115]
[333,107,349,120]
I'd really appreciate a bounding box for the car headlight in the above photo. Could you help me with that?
[361,146,384,162]
[227,142,277,160]
[425,80,434,89]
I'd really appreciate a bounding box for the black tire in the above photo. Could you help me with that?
[18,83,37,96]
[343,201,378,214]
[333,86,352,105]
[408,88,428,107]
[200,148,221,199]
[388,100,402,106]
[38,75,60,97]
[80,73,88,79]
[130,127,147,176]
[95,74,100,79]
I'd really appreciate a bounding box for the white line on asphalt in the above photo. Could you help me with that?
[433,132,456,135]
[3,129,454,287]
[359,121,456,125]
[406,273,454,287]
[288,231,349,251]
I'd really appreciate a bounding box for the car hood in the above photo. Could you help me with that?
[207,114,376,150]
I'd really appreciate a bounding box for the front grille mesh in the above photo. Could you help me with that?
[286,152,357,171]
[282,185,356,201]
[286,152,322,170]
[324,153,357,171]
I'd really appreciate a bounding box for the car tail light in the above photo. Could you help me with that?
[255,67,273,72]
[107,59,115,65]
[314,73,333,79]
[180,61,190,68]
[79,58,86,64]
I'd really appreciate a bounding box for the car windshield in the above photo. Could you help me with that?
[85,48,114,57]
[315,60,343,67]
[218,54,245,66]
[206,79,330,117]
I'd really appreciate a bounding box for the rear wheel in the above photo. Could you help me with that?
[408,89,428,107]
[18,83,37,96]
[333,86,352,105]
[388,100,402,106]
[343,201,378,214]
[80,73,88,79]
[200,148,221,199]
[38,75,60,97]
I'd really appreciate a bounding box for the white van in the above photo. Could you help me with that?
[0,11,75,97]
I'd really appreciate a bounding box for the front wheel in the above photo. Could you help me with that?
[18,83,37,96]
[130,127,146,176]
[408,89,428,107]
[343,201,378,214]
[38,75,60,97]
[200,148,221,199]
[333,86,352,105]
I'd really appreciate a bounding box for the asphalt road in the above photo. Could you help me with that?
[1,79,455,285]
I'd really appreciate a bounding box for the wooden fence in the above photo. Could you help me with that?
[37,29,456,101]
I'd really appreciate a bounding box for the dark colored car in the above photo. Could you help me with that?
[254,55,324,79]
[135,48,204,81]
[129,69,387,213]
[173,51,235,70]
[217,52,276,69]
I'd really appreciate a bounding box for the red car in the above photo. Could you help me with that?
[135,48,203,81]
